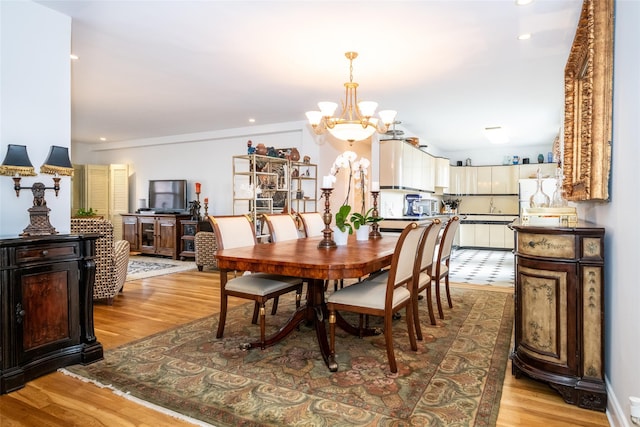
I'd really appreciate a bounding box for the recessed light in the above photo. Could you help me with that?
[70,54,79,60]
[518,33,532,41]
[515,0,533,5]
[99,137,106,142]
[248,118,256,123]
[483,127,509,144]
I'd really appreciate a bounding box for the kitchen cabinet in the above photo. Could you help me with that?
[449,165,519,196]
[379,139,440,193]
[459,216,516,249]
[510,220,606,411]
[121,213,190,259]
[491,165,519,194]
[476,167,492,194]
[434,157,450,188]
[0,234,103,394]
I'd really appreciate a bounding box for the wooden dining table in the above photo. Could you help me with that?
[215,234,399,371]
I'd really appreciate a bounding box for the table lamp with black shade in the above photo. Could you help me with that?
[0,144,74,236]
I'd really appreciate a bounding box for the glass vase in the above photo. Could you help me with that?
[529,170,550,208]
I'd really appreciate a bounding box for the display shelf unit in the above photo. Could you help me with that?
[290,161,317,214]
[179,219,212,260]
[232,154,291,241]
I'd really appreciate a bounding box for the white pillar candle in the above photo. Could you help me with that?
[371,181,380,192]
[322,175,333,188]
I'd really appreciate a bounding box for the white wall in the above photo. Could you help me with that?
[0,0,71,237]
[582,1,639,425]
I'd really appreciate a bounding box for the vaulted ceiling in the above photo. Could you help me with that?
[36,0,582,152]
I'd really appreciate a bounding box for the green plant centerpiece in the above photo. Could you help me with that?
[350,207,383,230]
[75,207,98,217]
[335,204,353,234]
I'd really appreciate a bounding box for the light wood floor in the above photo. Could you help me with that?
[0,270,610,426]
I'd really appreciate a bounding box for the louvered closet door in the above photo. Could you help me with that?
[109,164,129,240]
[86,165,110,218]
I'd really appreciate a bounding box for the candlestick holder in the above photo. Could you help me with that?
[318,187,336,249]
[204,200,209,217]
[369,190,382,239]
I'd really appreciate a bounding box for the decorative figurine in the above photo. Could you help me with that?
[247,140,255,154]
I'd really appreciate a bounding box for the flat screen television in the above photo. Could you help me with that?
[148,179,188,213]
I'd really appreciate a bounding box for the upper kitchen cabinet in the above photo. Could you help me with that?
[448,165,518,195]
[434,157,450,188]
[379,139,439,193]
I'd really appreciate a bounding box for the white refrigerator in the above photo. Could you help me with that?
[518,179,557,215]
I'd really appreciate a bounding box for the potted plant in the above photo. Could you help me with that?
[333,204,352,245]
[350,207,383,240]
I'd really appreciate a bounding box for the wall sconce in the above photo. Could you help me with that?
[0,144,74,236]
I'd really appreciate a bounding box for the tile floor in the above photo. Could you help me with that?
[448,248,514,287]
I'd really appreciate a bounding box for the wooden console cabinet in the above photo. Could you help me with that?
[509,220,606,411]
[179,219,212,260]
[0,234,104,394]
[121,213,190,259]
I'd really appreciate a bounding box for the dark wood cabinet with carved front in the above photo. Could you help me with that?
[0,234,103,394]
[509,220,606,411]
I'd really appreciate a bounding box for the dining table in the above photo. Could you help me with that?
[215,234,399,371]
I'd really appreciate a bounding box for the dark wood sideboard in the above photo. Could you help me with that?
[509,219,606,411]
[0,234,104,394]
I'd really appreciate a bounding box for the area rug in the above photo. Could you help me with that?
[64,287,513,426]
[126,255,196,281]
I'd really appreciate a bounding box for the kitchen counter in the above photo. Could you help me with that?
[459,213,518,225]
[379,215,452,232]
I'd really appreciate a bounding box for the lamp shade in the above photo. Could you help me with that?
[40,145,74,176]
[0,144,36,176]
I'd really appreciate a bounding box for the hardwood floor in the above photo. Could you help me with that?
[0,270,610,426]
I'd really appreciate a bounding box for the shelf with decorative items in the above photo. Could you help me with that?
[232,154,291,241]
[290,161,317,214]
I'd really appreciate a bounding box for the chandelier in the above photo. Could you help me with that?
[306,52,397,144]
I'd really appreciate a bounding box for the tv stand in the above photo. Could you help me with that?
[121,213,191,259]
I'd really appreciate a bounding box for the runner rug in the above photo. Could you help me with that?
[126,255,196,281]
[64,287,513,426]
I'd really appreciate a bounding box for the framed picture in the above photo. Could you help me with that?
[562,0,613,201]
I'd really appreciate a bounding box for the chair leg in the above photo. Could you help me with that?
[216,294,228,339]
[445,275,453,309]
[295,286,302,309]
[413,289,424,341]
[328,309,337,366]
[271,296,279,315]
[252,301,260,324]
[258,302,267,350]
[435,277,444,319]
[384,312,397,373]
[425,283,437,325]
[405,304,418,351]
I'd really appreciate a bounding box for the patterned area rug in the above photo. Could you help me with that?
[64,287,513,426]
[126,256,196,281]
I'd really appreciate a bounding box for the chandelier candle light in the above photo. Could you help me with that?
[306,52,397,144]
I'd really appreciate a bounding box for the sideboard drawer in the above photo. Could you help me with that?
[516,232,576,259]
[16,242,80,264]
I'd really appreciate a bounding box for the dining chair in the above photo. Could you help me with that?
[298,211,346,292]
[412,219,443,336]
[208,215,303,349]
[326,222,427,373]
[432,216,461,319]
[262,213,304,314]
[298,212,325,237]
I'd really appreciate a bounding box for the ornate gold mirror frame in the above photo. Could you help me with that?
[563,0,613,201]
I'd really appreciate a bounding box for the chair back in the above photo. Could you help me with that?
[299,212,325,237]
[385,223,428,304]
[263,213,300,242]
[417,219,442,275]
[208,215,256,249]
[436,216,460,266]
